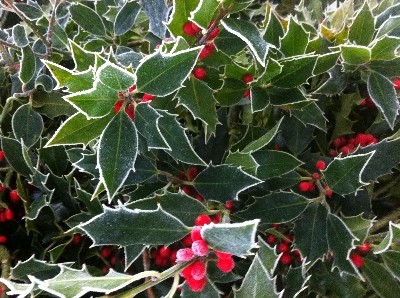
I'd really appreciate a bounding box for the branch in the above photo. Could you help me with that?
[46,0,61,57]
[370,208,400,233]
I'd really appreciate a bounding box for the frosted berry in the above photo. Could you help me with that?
[185,275,207,292]
[191,239,209,256]
[9,190,20,203]
[357,242,371,254]
[0,235,7,243]
[193,67,206,80]
[142,93,156,102]
[280,252,292,265]
[242,74,254,83]
[195,214,212,226]
[176,248,195,262]
[4,209,14,221]
[191,226,203,242]
[217,256,235,272]
[298,181,310,192]
[316,160,326,171]
[0,150,4,161]
[350,253,364,268]
[214,250,232,259]
[190,261,207,280]
[225,200,234,210]
[312,172,320,180]
[181,234,193,247]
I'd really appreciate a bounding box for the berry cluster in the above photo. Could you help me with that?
[0,186,22,244]
[298,160,333,198]
[329,133,378,157]
[265,225,302,266]
[177,214,235,292]
[151,245,178,267]
[114,84,156,121]
[183,20,219,60]
[350,242,372,269]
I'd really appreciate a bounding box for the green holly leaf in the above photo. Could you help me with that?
[166,0,199,38]
[340,45,371,65]
[256,58,282,85]
[142,0,169,39]
[69,40,96,72]
[234,255,279,298]
[280,17,309,56]
[12,24,28,47]
[376,15,400,38]
[126,191,208,226]
[43,60,94,93]
[176,77,218,136]
[79,205,188,246]
[114,1,141,36]
[20,45,36,84]
[136,47,202,96]
[367,71,399,130]
[11,255,61,283]
[363,258,400,298]
[135,103,169,150]
[315,65,350,95]
[70,3,107,37]
[285,267,308,298]
[271,55,317,88]
[258,236,278,275]
[253,150,303,180]
[293,203,328,264]
[33,91,77,119]
[281,116,314,156]
[341,214,373,244]
[98,112,138,201]
[12,104,43,148]
[214,78,248,106]
[221,18,269,66]
[241,117,283,153]
[46,112,113,147]
[250,87,270,112]
[263,7,284,47]
[225,151,258,175]
[214,29,247,56]
[157,110,206,165]
[369,57,400,77]
[202,220,259,256]
[374,222,400,254]
[268,87,308,106]
[326,214,360,278]
[193,164,261,202]
[1,137,33,176]
[124,244,145,270]
[236,192,309,224]
[371,36,400,61]
[323,152,374,195]
[313,51,341,75]
[290,101,327,131]
[381,250,400,279]
[190,0,219,29]
[348,2,375,46]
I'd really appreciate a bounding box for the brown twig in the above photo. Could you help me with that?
[46,0,61,57]
[142,248,155,298]
[370,208,400,233]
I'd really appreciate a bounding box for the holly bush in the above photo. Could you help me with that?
[0,0,400,296]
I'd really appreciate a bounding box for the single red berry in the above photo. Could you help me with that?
[114,100,124,113]
[181,234,193,247]
[280,252,292,265]
[393,79,400,90]
[212,214,221,224]
[191,240,209,256]
[159,246,171,257]
[0,213,5,223]
[282,234,294,245]
[217,256,235,272]
[341,146,350,155]
[110,255,117,266]
[307,182,316,192]
[0,235,7,244]
[142,93,156,102]
[72,234,82,245]
[266,234,277,246]
[176,248,195,262]
[225,200,234,210]
[100,247,113,259]
[357,242,371,254]
[190,261,207,280]
[312,172,320,180]
[323,186,333,197]
[191,226,203,242]
[350,253,364,268]
[316,160,326,171]
[292,249,302,262]
[195,214,212,226]
[333,138,343,148]
[9,189,20,203]
[243,89,251,98]
[199,43,215,59]
[0,185,5,192]
[185,275,207,292]
[208,27,220,40]
[242,74,254,83]
[183,21,199,36]
[0,151,4,162]
[128,84,136,93]
[4,209,14,221]
[277,242,290,253]
[102,266,110,274]
[170,249,177,264]
[191,22,202,33]
[187,166,199,180]
[214,250,232,259]
[193,67,206,80]
[298,181,310,192]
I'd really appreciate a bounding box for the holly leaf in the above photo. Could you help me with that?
[166,0,199,38]
[341,214,373,244]
[12,104,43,148]
[251,87,270,112]
[193,164,261,202]
[114,1,141,36]
[374,222,400,254]
[323,152,375,195]
[236,192,309,224]
[314,51,341,75]
[176,77,218,136]
[225,151,259,175]
[279,17,309,56]
[381,250,400,279]
[69,40,96,72]
[370,36,400,61]
[79,205,188,246]
[70,3,107,37]
[20,45,36,84]
[214,78,248,106]
[33,91,78,119]
[340,45,371,65]
[214,29,247,56]
[157,110,206,165]
[293,203,329,264]
[136,47,202,96]
[326,214,360,278]
[11,255,61,283]
[256,58,282,85]
[124,245,145,271]
[367,71,399,130]
[190,0,219,29]
[363,258,400,297]
[142,0,169,39]
[201,220,259,256]
[221,18,268,66]
[234,255,279,298]
[376,15,400,38]
[263,7,284,47]
[46,112,113,147]
[348,2,375,46]
[281,116,314,156]
[135,103,169,150]
[98,112,138,201]
[258,236,279,275]
[1,137,33,176]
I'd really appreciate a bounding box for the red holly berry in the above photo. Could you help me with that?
[114,99,124,113]
[266,234,277,246]
[316,160,326,171]
[190,261,207,280]
[212,214,221,224]
[183,21,201,36]
[323,186,333,197]
[191,240,209,256]
[242,74,254,83]
[193,67,206,80]
[195,214,212,226]
[199,43,215,59]
[185,275,207,292]
[142,93,156,102]
[170,249,177,264]
[357,242,371,254]
[100,247,113,259]
[292,249,302,262]
[4,209,14,221]
[0,185,5,192]
[208,27,220,40]
[307,182,316,192]
[72,234,82,245]
[191,226,203,242]
[217,256,235,272]
[181,185,192,196]
[9,190,20,203]
[312,172,320,180]
[0,150,4,162]
[181,234,193,247]
[350,253,364,268]
[298,181,310,192]
[277,242,290,253]
[159,246,171,257]
[214,250,232,259]
[0,235,7,244]
[393,79,400,90]
[280,252,292,265]
[225,200,234,210]
[176,248,195,262]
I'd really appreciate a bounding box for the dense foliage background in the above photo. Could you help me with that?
[0,0,400,296]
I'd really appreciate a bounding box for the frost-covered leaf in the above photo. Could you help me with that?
[193,164,261,202]
[341,214,373,244]
[281,116,314,156]
[79,205,188,246]
[290,101,327,131]
[374,222,400,254]
[284,267,309,298]
[166,0,199,38]
[69,40,96,72]
[214,29,247,56]
[98,112,138,201]
[142,0,169,39]
[12,24,28,47]
[323,152,374,195]
[190,0,219,29]
[11,255,61,282]
[201,220,259,256]
[70,3,107,37]
[214,78,248,106]
[114,1,141,36]
[236,192,308,224]
[124,245,145,271]
[280,17,309,56]
[1,137,33,176]
[20,45,36,84]
[258,236,278,275]
[12,104,43,148]
[221,18,268,66]
[225,151,258,175]
[263,6,284,47]
[376,15,400,38]
[370,36,400,61]
[136,47,202,96]
[381,250,400,280]
[348,2,375,46]
[340,45,371,65]
[313,51,340,75]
